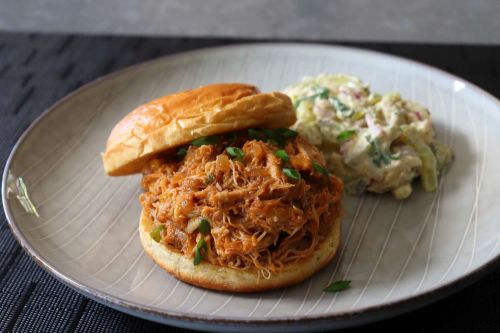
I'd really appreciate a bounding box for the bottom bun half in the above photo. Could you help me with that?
[139,209,341,292]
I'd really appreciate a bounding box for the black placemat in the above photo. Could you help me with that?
[0,32,498,333]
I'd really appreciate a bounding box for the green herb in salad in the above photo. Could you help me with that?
[293,85,353,117]
[366,136,399,167]
[336,130,356,141]
[293,86,330,108]
[329,96,353,116]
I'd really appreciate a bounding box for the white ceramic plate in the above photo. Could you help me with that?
[2,44,500,332]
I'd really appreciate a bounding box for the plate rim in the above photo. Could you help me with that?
[2,42,500,328]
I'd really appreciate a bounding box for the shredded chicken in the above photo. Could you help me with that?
[140,132,343,277]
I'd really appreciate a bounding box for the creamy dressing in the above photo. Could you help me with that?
[284,74,454,199]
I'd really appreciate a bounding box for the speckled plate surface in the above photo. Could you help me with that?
[2,44,500,332]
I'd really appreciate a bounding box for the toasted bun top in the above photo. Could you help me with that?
[139,209,341,292]
[102,83,296,176]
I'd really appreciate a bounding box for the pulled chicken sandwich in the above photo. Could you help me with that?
[102,83,344,292]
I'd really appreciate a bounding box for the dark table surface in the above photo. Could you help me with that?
[0,33,498,333]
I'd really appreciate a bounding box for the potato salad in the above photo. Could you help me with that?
[284,74,454,199]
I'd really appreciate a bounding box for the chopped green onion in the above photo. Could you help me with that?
[248,128,265,141]
[198,218,210,235]
[17,177,28,198]
[14,177,39,217]
[176,147,188,156]
[312,161,329,175]
[226,132,238,144]
[248,128,299,146]
[283,168,301,180]
[263,129,283,146]
[324,280,351,293]
[205,173,215,185]
[226,147,244,161]
[193,238,207,265]
[275,128,298,139]
[191,136,219,147]
[274,149,289,163]
[336,130,356,141]
[150,225,165,243]
[263,128,298,146]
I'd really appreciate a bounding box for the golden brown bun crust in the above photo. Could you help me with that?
[139,209,341,293]
[103,83,296,176]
